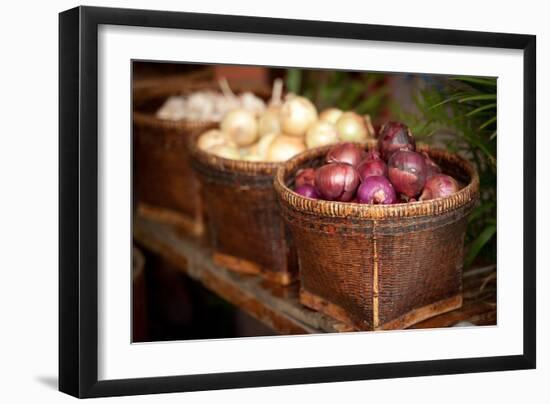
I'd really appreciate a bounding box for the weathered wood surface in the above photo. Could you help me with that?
[134,216,496,334]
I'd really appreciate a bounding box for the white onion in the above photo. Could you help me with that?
[280,95,318,137]
[305,121,339,148]
[207,143,241,160]
[242,154,263,162]
[256,133,278,160]
[319,108,343,125]
[239,144,260,161]
[336,111,369,142]
[266,135,306,162]
[220,108,259,146]
[258,106,281,137]
[197,129,233,151]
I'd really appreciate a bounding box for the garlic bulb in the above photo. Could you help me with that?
[239,92,266,116]
[156,96,188,121]
[220,108,259,146]
[280,95,318,137]
[305,121,339,149]
[319,108,343,125]
[266,135,306,162]
[155,88,265,122]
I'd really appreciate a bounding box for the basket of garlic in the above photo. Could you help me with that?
[189,81,375,284]
[133,77,269,237]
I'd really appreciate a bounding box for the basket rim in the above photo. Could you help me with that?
[274,144,480,220]
[188,129,282,176]
[133,109,218,131]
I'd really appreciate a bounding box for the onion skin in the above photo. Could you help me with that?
[388,150,427,198]
[305,121,339,149]
[206,143,241,160]
[422,152,442,178]
[242,154,262,162]
[221,108,259,146]
[280,95,318,137]
[258,106,281,137]
[419,174,459,201]
[364,149,382,161]
[378,121,416,160]
[357,176,397,204]
[266,135,306,162]
[319,108,343,125]
[295,168,316,187]
[314,163,360,202]
[357,157,388,180]
[197,129,233,151]
[363,115,376,138]
[255,132,278,160]
[335,112,369,142]
[326,143,366,167]
[294,184,320,199]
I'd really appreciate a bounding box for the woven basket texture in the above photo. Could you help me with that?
[274,144,479,330]
[133,78,269,235]
[188,130,297,285]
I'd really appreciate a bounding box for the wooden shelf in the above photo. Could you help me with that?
[133,216,496,335]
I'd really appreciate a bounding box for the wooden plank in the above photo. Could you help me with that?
[134,216,346,334]
[134,216,496,334]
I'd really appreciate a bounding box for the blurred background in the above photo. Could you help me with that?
[132,61,497,343]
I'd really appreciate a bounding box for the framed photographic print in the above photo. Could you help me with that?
[59,5,536,398]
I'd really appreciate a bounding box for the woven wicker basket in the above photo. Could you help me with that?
[133,80,269,237]
[133,81,215,236]
[188,131,298,286]
[274,145,480,330]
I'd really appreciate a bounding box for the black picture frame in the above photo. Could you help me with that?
[59,5,536,398]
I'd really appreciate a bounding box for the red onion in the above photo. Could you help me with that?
[419,174,459,201]
[364,149,382,161]
[422,152,442,178]
[294,184,320,199]
[388,150,427,198]
[357,176,397,204]
[315,163,360,202]
[326,143,366,167]
[295,168,316,187]
[378,121,416,160]
[356,151,388,180]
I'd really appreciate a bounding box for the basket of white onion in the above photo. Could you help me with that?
[189,80,376,284]
[133,77,270,237]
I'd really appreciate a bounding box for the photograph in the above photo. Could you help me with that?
[0,0,545,402]
[131,61,497,342]
[55,5,538,399]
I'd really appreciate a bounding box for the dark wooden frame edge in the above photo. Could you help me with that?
[59,5,536,398]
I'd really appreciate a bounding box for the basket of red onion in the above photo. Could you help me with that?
[274,122,480,330]
[133,77,270,237]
